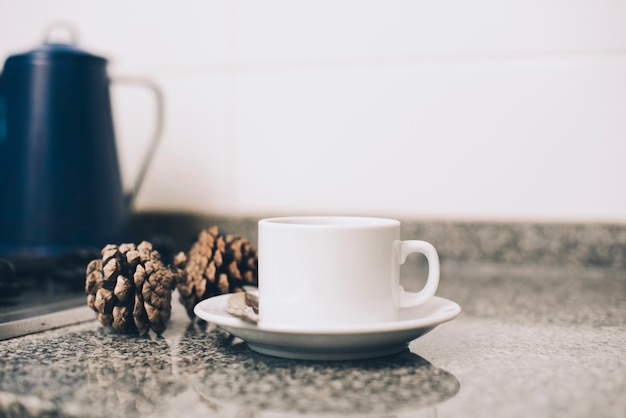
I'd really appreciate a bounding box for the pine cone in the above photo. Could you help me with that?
[174,225,258,318]
[85,241,178,336]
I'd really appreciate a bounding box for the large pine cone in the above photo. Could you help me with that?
[85,241,178,336]
[174,226,258,318]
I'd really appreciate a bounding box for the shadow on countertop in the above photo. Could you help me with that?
[179,324,460,417]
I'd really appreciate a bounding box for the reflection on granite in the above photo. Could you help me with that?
[180,326,459,416]
[0,307,458,417]
[0,329,185,417]
[1,262,624,417]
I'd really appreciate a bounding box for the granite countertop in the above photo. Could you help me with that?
[0,215,625,417]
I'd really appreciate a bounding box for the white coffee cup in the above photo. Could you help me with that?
[258,216,440,328]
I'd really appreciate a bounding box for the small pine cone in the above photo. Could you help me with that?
[85,241,178,336]
[175,225,258,318]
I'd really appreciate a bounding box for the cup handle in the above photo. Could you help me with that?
[395,240,440,307]
[109,76,165,208]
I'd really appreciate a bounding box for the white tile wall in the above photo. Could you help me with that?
[235,56,626,220]
[236,0,626,62]
[1,0,625,221]
[117,75,233,213]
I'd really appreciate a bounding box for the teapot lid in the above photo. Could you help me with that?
[8,42,107,65]
[6,24,107,65]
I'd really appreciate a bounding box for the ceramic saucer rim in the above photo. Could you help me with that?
[193,294,461,336]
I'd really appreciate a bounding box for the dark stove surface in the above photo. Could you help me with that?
[0,278,86,323]
[0,237,176,339]
[0,251,96,337]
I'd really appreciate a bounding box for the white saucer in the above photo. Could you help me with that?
[194,295,461,360]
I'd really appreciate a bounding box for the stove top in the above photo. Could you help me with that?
[0,250,98,339]
[0,236,176,339]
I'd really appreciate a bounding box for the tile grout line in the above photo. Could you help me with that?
[108,48,626,79]
[222,0,240,214]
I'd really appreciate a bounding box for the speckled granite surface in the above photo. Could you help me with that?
[1,262,624,417]
[1,214,625,417]
[129,212,626,269]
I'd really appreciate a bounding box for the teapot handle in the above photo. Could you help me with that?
[109,76,164,208]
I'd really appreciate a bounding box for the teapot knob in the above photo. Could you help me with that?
[43,21,80,45]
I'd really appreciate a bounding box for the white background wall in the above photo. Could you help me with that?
[1,0,625,222]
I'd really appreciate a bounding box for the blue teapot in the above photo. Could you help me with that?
[0,27,163,257]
